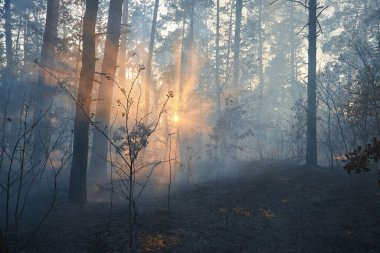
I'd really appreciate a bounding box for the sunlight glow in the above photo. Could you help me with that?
[173,112,179,123]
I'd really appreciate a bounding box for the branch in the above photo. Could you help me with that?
[34,59,132,168]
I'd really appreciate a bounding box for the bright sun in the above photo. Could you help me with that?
[173,112,179,123]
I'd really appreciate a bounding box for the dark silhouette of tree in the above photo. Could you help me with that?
[144,0,160,120]
[89,0,124,182]
[258,0,264,95]
[215,0,221,115]
[118,0,129,89]
[69,0,99,205]
[232,0,242,90]
[4,0,14,77]
[306,0,318,166]
[33,0,60,165]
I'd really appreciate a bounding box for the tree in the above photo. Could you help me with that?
[215,0,221,115]
[224,0,235,86]
[306,0,317,166]
[33,0,60,165]
[144,0,159,120]
[289,1,297,98]
[69,0,99,205]
[118,0,130,89]
[4,0,14,77]
[258,0,264,94]
[89,0,124,182]
[232,0,243,90]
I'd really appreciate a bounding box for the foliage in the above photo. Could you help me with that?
[209,95,254,160]
[344,137,380,174]
[113,123,152,160]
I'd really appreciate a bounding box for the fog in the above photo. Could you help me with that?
[1,0,380,252]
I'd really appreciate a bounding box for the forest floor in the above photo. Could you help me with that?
[19,161,380,252]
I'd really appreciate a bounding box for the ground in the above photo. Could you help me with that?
[20,161,380,252]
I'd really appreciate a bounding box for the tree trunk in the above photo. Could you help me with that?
[4,0,13,76]
[215,0,221,115]
[289,2,297,99]
[256,0,264,160]
[224,0,234,85]
[69,0,99,205]
[88,0,124,182]
[306,0,318,166]
[175,6,191,170]
[232,0,242,90]
[23,12,30,69]
[258,0,264,95]
[178,0,196,165]
[177,14,186,105]
[230,0,242,159]
[33,0,59,165]
[119,0,129,89]
[144,0,159,121]
[187,0,195,77]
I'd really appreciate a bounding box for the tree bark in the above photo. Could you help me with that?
[187,0,195,77]
[69,0,99,205]
[119,0,129,89]
[232,0,242,90]
[258,0,264,95]
[306,0,318,166]
[289,2,297,99]
[215,0,221,115]
[33,0,59,165]
[23,12,30,69]
[144,0,159,121]
[88,0,124,182]
[224,0,235,85]
[4,0,13,76]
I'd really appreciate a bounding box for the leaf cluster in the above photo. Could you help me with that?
[113,123,152,160]
[344,137,380,185]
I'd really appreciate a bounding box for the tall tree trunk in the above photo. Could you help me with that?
[175,9,188,169]
[230,0,242,159]
[258,0,264,95]
[4,0,13,76]
[119,0,129,89]
[256,0,264,160]
[306,0,317,166]
[89,0,124,182]
[33,0,59,165]
[215,0,221,115]
[289,2,297,99]
[69,0,99,205]
[178,14,186,105]
[224,0,235,85]
[179,0,196,164]
[232,0,242,90]
[144,0,159,121]
[23,12,29,68]
[187,0,195,77]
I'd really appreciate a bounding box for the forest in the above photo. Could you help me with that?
[1,0,380,252]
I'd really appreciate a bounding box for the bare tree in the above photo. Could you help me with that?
[89,0,124,182]
[69,0,99,205]
[215,0,221,115]
[33,0,60,165]
[118,0,130,89]
[4,0,14,77]
[306,0,318,166]
[232,0,243,90]
[144,0,160,120]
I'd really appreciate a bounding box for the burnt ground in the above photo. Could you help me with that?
[17,162,380,252]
